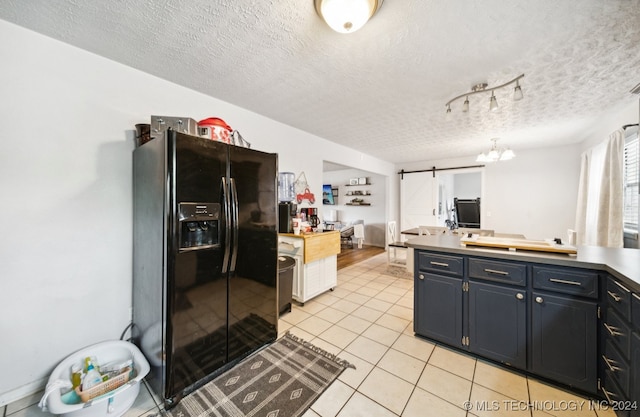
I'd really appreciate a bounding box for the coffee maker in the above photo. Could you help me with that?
[278,202,297,233]
[301,207,319,227]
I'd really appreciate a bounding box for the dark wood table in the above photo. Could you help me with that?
[401,227,448,236]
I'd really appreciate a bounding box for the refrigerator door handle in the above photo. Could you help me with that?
[229,177,239,273]
[221,177,231,273]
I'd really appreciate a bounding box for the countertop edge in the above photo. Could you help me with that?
[406,235,640,290]
[279,230,339,239]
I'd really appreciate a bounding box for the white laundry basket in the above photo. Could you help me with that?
[41,340,150,417]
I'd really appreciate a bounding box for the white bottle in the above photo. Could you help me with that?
[82,362,103,391]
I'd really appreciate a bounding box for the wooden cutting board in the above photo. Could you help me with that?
[460,236,577,255]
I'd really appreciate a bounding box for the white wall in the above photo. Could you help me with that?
[0,20,396,404]
[482,145,581,240]
[454,173,482,199]
[396,143,582,241]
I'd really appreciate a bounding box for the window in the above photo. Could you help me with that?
[623,133,639,232]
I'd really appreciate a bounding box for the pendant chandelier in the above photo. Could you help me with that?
[476,139,515,162]
[446,74,524,115]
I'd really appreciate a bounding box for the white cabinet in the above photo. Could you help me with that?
[295,255,337,304]
[279,231,340,304]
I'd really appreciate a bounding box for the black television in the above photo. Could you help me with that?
[454,198,481,228]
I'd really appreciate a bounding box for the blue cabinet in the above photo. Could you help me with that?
[414,251,464,347]
[530,265,599,393]
[468,281,527,369]
[467,257,528,368]
[531,291,597,393]
[414,249,599,395]
[414,272,463,347]
[631,332,640,417]
[601,276,640,416]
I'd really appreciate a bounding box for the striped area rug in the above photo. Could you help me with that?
[167,333,355,417]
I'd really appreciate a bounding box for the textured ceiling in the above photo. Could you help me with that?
[1,0,639,163]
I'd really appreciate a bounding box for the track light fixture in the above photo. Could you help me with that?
[476,138,515,162]
[446,74,525,114]
[314,0,384,33]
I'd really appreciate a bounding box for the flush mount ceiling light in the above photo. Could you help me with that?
[314,0,384,33]
[476,138,515,162]
[446,74,525,114]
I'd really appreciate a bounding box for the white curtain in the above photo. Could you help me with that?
[575,129,625,247]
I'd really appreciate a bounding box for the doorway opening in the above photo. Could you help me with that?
[400,168,483,232]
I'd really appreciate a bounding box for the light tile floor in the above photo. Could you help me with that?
[4,253,617,417]
[283,254,616,417]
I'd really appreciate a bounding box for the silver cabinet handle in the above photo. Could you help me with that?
[612,280,630,294]
[484,268,509,276]
[601,387,616,403]
[516,293,524,300]
[430,261,449,267]
[603,322,623,337]
[602,355,622,372]
[549,278,581,286]
[607,290,622,303]
[419,274,425,280]
[535,296,544,304]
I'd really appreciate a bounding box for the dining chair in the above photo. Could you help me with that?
[387,221,407,266]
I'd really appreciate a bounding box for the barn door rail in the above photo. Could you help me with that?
[397,164,485,179]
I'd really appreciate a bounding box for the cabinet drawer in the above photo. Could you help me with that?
[632,293,640,331]
[532,266,598,299]
[417,252,464,277]
[604,308,632,359]
[607,278,632,321]
[603,338,631,397]
[468,258,526,286]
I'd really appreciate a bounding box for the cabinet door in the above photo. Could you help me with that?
[468,281,527,369]
[322,255,338,290]
[299,256,337,303]
[531,292,597,393]
[303,260,322,300]
[414,272,463,347]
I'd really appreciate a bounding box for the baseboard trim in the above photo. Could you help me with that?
[0,377,47,407]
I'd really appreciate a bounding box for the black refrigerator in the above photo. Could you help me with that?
[132,130,278,408]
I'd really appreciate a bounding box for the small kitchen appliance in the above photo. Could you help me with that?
[278,202,297,233]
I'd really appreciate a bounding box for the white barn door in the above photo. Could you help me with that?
[400,172,439,232]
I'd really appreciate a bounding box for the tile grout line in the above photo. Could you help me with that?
[397,340,433,416]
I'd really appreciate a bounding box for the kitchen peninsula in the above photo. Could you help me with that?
[406,234,640,407]
[278,230,340,304]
